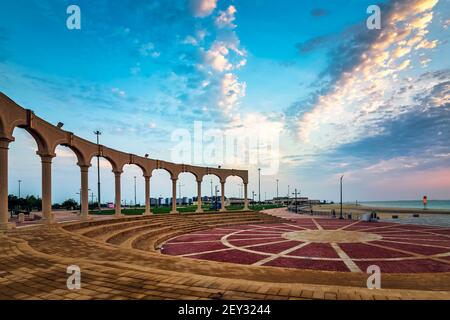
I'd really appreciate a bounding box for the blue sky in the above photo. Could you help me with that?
[0,0,449,204]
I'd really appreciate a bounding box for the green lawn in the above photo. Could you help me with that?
[89,204,284,216]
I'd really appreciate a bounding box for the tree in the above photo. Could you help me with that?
[61,199,78,210]
[8,195,42,211]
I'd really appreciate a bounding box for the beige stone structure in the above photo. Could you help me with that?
[0,92,249,230]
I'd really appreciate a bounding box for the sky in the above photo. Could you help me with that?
[0,0,449,204]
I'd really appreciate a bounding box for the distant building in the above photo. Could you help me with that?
[228,197,246,205]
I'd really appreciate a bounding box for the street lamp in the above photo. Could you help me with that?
[134,176,137,207]
[258,168,261,204]
[18,180,22,198]
[94,130,102,212]
[340,175,344,219]
[178,182,185,204]
[210,179,213,199]
[292,189,299,213]
[215,185,219,210]
[276,179,279,199]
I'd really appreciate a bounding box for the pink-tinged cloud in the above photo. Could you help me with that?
[191,0,217,18]
[296,0,441,153]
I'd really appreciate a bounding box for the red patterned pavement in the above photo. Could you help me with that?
[161,217,450,273]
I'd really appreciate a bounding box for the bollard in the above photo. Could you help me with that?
[18,213,25,223]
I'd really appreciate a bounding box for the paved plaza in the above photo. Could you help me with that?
[1,209,450,300]
[162,218,450,273]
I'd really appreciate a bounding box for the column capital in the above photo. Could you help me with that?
[144,174,152,179]
[113,170,123,176]
[196,179,203,184]
[78,164,91,171]
[0,137,13,149]
[37,153,55,163]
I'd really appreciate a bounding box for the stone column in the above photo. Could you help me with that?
[244,182,249,210]
[170,178,178,214]
[0,139,14,230]
[144,175,151,215]
[80,165,90,220]
[40,155,54,223]
[114,171,122,217]
[195,179,203,213]
[220,181,226,212]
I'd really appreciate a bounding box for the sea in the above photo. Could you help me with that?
[359,200,450,210]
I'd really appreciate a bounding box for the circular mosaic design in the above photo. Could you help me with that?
[161,218,450,273]
[282,229,382,243]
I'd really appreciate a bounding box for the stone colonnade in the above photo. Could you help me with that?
[0,93,249,230]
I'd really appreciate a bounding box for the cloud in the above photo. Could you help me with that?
[218,73,246,114]
[111,87,126,98]
[191,0,217,17]
[293,0,442,155]
[139,42,160,58]
[203,42,233,72]
[296,35,334,53]
[215,5,237,29]
[311,8,329,17]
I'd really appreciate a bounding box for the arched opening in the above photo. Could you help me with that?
[201,174,222,212]
[8,128,43,224]
[121,164,146,215]
[225,175,245,211]
[177,172,197,213]
[150,168,172,214]
[88,156,115,216]
[52,145,82,219]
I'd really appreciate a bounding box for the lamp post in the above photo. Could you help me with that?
[258,168,261,204]
[276,179,279,199]
[18,180,22,198]
[292,189,299,213]
[215,185,219,210]
[287,185,290,198]
[340,175,344,219]
[134,176,137,207]
[94,130,102,212]
[210,179,213,199]
[178,182,185,205]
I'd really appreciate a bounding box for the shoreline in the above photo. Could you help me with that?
[313,203,450,215]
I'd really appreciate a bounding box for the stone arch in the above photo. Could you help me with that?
[53,145,83,207]
[86,150,121,174]
[8,128,43,198]
[177,171,197,201]
[151,167,175,179]
[59,144,90,168]
[121,163,146,207]
[14,126,51,156]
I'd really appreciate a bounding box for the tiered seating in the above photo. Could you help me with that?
[62,212,285,252]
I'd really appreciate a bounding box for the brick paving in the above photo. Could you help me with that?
[0,209,450,300]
